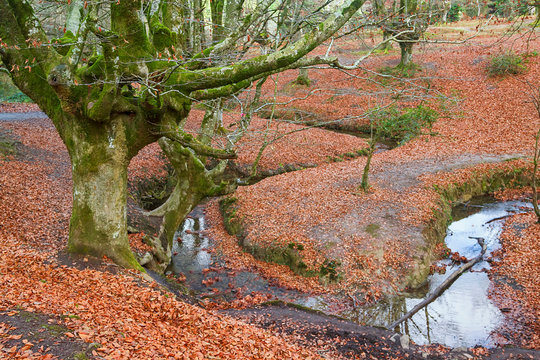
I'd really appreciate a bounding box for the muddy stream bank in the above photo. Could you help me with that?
[168,197,532,350]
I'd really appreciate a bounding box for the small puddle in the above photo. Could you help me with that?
[169,206,307,302]
[171,197,531,348]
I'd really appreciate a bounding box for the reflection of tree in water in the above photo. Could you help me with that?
[350,291,422,329]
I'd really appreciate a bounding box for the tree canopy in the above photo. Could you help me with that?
[0,0,367,271]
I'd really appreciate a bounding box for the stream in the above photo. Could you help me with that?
[170,197,531,348]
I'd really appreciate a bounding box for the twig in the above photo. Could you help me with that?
[485,214,512,224]
[386,237,487,331]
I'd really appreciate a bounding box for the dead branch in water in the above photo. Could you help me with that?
[386,237,487,331]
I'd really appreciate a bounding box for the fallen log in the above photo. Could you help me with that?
[386,237,487,331]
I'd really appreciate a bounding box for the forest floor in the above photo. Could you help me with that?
[1,18,540,360]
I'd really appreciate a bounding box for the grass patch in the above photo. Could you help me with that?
[0,72,32,103]
[370,104,438,145]
[377,62,421,78]
[487,52,526,77]
[0,129,19,159]
[365,223,381,237]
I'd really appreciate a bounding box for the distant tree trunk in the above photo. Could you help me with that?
[361,139,376,191]
[373,0,393,51]
[224,0,241,30]
[65,0,84,35]
[295,67,311,85]
[399,41,413,67]
[192,0,206,52]
[210,0,225,42]
[395,0,420,67]
[378,31,393,52]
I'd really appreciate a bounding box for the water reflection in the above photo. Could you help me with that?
[171,199,531,348]
[347,199,530,347]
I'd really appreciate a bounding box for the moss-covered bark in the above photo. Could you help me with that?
[143,138,233,271]
[398,42,413,68]
[66,116,143,271]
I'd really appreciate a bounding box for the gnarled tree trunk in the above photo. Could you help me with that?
[64,115,148,270]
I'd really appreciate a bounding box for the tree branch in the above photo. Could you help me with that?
[160,120,236,159]
[167,0,365,92]
[386,237,487,331]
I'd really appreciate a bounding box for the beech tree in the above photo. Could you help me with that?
[0,0,367,271]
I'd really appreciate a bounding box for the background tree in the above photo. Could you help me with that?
[370,0,431,68]
[0,0,367,271]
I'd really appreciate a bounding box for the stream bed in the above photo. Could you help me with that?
[342,198,532,347]
[170,197,531,348]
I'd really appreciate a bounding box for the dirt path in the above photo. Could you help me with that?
[222,302,540,360]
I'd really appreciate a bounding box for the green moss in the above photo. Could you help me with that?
[0,131,18,158]
[150,21,174,51]
[77,55,106,82]
[377,62,420,78]
[0,72,32,103]
[319,259,341,282]
[52,31,76,56]
[20,311,40,322]
[41,324,69,337]
[487,52,526,77]
[219,196,243,236]
[365,223,381,237]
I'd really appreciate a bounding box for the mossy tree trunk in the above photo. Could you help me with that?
[398,41,413,67]
[373,0,393,51]
[67,116,142,270]
[1,0,367,271]
[210,0,225,43]
[295,67,311,86]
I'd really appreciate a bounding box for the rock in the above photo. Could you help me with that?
[400,334,410,350]
[127,225,139,233]
[390,333,400,343]
[87,342,101,350]
[138,252,153,266]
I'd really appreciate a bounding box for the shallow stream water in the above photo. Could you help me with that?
[171,197,531,348]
